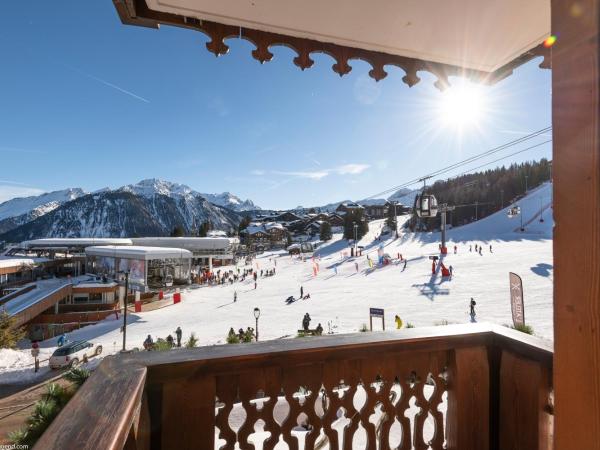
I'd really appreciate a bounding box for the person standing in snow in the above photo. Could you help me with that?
[166,334,174,347]
[355,262,359,273]
[302,313,311,331]
[300,286,304,299]
[449,265,453,278]
[234,290,237,303]
[470,245,472,252]
[453,245,457,254]
[395,315,403,329]
[143,335,154,350]
[479,247,483,255]
[469,298,477,322]
[489,244,493,253]
[175,327,182,347]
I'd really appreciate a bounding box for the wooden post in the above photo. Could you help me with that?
[499,351,551,450]
[161,375,216,450]
[552,1,600,449]
[446,346,489,450]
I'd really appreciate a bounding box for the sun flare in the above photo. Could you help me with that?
[439,84,485,128]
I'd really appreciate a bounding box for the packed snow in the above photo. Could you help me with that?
[0,184,553,386]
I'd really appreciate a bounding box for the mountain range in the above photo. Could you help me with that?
[0,180,258,242]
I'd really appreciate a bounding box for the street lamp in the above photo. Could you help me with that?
[118,271,130,352]
[253,307,261,341]
[353,221,358,255]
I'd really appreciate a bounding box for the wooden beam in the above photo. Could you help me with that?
[552,0,600,448]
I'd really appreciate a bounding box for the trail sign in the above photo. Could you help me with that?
[509,272,525,327]
[369,307,385,330]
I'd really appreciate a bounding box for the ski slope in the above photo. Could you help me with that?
[0,184,554,384]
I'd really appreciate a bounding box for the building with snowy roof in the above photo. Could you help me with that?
[85,245,192,291]
[130,236,239,269]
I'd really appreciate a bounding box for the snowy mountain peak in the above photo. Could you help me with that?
[0,188,86,222]
[118,179,195,199]
[200,191,259,211]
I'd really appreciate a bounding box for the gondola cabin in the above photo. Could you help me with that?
[413,194,439,218]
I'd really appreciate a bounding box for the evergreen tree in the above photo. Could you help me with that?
[0,308,26,349]
[170,225,185,237]
[319,221,332,241]
[198,221,210,237]
[386,202,398,231]
[238,215,252,234]
[343,210,369,240]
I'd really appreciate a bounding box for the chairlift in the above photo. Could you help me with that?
[507,206,521,218]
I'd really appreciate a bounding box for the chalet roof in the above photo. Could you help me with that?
[114,0,550,89]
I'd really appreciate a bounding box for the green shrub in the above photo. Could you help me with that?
[511,323,534,335]
[226,334,240,344]
[185,332,199,348]
[154,338,173,351]
[64,367,90,387]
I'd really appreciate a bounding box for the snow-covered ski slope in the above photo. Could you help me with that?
[0,184,553,383]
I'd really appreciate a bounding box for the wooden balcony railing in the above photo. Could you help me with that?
[34,323,553,450]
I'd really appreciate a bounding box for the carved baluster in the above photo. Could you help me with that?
[216,374,239,450]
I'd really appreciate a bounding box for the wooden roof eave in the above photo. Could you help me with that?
[113,0,550,90]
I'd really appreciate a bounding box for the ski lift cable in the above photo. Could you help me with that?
[366,127,552,200]
[363,127,552,200]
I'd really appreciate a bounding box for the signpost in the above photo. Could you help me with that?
[369,307,385,331]
[509,272,525,327]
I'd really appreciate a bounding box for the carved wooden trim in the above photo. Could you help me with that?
[113,0,551,90]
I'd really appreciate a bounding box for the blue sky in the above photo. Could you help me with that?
[0,2,551,210]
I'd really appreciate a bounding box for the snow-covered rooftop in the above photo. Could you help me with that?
[130,237,238,251]
[0,257,49,269]
[21,238,133,249]
[85,245,192,260]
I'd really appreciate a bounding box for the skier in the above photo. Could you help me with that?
[469,245,472,252]
[489,244,493,253]
[355,262,359,273]
[403,259,407,270]
[143,335,154,351]
[453,245,457,254]
[474,244,478,252]
[449,265,453,278]
[234,290,237,303]
[175,326,182,347]
[395,315,403,329]
[300,286,304,299]
[469,298,477,322]
[479,247,483,255]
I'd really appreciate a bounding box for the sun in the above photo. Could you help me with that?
[438,83,485,129]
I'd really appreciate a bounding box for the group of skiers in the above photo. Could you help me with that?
[228,326,256,342]
[469,243,493,255]
[143,326,183,350]
[301,313,323,335]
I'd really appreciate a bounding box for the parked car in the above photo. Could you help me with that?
[49,340,102,369]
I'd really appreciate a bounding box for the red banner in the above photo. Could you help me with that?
[509,272,525,327]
